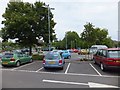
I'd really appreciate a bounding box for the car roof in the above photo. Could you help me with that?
[101,48,120,50]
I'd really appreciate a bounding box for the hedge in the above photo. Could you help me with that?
[32,54,44,61]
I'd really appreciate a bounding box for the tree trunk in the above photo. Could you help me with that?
[29,46,32,55]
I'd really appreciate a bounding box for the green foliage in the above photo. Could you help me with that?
[32,54,44,60]
[80,22,113,48]
[1,1,56,54]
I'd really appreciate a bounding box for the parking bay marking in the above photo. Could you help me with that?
[65,63,71,74]
[43,79,119,88]
[11,61,37,71]
[89,63,102,76]
[35,67,43,72]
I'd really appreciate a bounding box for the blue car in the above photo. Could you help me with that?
[62,50,71,59]
[43,52,65,69]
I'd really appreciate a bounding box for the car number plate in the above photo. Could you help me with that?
[3,62,8,64]
[49,61,55,64]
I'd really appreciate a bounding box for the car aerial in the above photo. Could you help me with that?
[1,52,33,67]
[43,52,65,69]
[93,48,120,71]
[62,50,71,59]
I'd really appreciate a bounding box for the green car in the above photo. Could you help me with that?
[1,52,33,67]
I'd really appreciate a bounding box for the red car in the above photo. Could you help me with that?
[93,48,120,71]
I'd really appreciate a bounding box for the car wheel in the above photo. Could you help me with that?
[2,65,6,67]
[93,58,97,64]
[68,56,71,59]
[16,61,20,67]
[60,67,63,70]
[30,59,33,63]
[100,63,106,71]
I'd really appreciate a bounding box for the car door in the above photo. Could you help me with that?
[100,50,107,64]
[94,50,102,64]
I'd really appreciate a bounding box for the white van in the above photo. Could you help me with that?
[89,45,108,54]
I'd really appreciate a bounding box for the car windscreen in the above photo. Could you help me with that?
[108,50,120,58]
[3,53,13,58]
[45,53,60,60]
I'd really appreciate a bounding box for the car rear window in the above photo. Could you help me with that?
[3,53,13,58]
[108,50,120,58]
[45,53,60,60]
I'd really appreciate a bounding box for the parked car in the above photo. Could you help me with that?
[0,53,3,60]
[78,49,89,55]
[93,48,120,71]
[1,52,33,67]
[43,52,65,69]
[90,45,108,54]
[62,50,71,59]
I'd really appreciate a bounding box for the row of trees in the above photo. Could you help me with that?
[52,23,118,49]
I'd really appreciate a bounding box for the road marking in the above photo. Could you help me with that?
[43,79,88,86]
[89,63,102,76]
[88,82,119,88]
[1,68,118,78]
[11,61,36,70]
[35,67,43,72]
[65,63,71,74]
[43,79,119,88]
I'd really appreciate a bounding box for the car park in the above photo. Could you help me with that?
[1,52,33,67]
[62,50,71,59]
[43,52,65,69]
[93,48,120,71]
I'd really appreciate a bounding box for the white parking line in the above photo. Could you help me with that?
[35,67,43,72]
[65,63,71,74]
[1,68,118,78]
[11,61,36,70]
[89,63,102,76]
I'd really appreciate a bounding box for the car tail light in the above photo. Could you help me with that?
[10,58,15,61]
[106,58,115,62]
[43,60,45,64]
[59,60,62,64]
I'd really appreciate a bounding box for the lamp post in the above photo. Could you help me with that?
[43,5,55,51]
[65,32,67,50]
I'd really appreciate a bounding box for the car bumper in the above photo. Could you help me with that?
[43,64,64,68]
[1,61,16,66]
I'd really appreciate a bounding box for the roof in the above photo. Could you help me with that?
[102,48,120,50]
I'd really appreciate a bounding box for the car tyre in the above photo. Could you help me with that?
[100,63,106,71]
[93,58,97,64]
[30,58,33,63]
[16,61,20,67]
[68,56,71,59]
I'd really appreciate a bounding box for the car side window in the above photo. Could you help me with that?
[102,50,107,57]
[17,53,23,57]
[99,50,103,56]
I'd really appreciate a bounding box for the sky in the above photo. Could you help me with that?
[0,0,119,41]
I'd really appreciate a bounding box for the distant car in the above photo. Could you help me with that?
[62,50,71,59]
[0,53,3,60]
[93,48,120,71]
[78,49,89,55]
[1,52,33,67]
[43,52,65,69]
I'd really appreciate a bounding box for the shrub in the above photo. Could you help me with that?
[32,54,44,60]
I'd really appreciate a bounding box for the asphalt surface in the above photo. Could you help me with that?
[1,53,120,88]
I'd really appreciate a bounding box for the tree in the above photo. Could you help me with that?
[80,22,113,48]
[2,1,56,55]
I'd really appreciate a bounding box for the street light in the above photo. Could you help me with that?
[65,32,67,50]
[43,4,55,51]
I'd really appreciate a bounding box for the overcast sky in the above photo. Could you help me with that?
[0,0,119,41]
